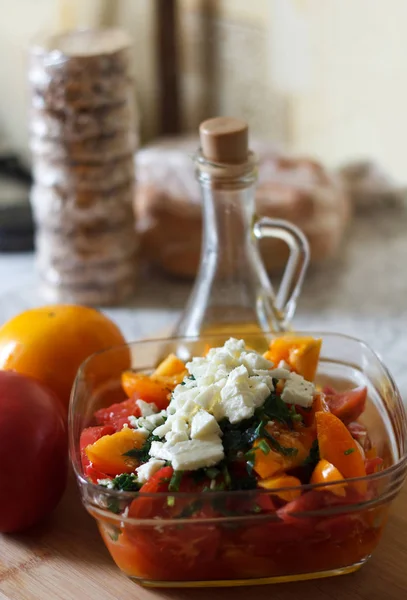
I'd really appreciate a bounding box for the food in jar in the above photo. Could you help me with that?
[81,335,389,582]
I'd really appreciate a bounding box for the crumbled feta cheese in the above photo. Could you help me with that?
[149,441,173,461]
[278,360,291,370]
[153,421,172,437]
[97,478,115,489]
[165,431,189,444]
[171,415,189,434]
[168,437,224,471]
[136,400,158,417]
[269,367,291,379]
[136,459,166,484]
[190,409,221,439]
[130,412,166,433]
[147,338,290,469]
[281,372,315,407]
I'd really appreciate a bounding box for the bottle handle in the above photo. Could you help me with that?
[253,217,310,324]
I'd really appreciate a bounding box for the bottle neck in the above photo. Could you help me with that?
[195,151,258,278]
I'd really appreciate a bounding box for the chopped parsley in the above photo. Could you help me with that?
[288,405,303,423]
[258,439,271,455]
[344,448,355,455]
[107,498,121,514]
[110,473,141,492]
[168,470,184,492]
[206,467,220,480]
[123,434,161,462]
[303,439,320,467]
[176,500,203,518]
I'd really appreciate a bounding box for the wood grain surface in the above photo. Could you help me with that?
[0,471,406,600]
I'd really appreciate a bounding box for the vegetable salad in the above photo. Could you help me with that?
[80,335,387,582]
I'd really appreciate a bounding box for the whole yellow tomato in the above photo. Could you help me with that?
[0,305,129,410]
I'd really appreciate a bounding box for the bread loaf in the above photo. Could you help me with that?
[135,138,350,278]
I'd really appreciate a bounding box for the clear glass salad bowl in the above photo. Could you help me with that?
[69,333,407,588]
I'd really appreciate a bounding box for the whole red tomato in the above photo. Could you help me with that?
[0,370,67,532]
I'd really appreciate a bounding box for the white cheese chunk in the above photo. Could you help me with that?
[136,400,158,417]
[165,431,189,444]
[136,459,166,484]
[278,360,291,370]
[190,409,221,439]
[281,372,315,407]
[171,415,189,434]
[153,421,171,438]
[97,478,115,489]
[168,437,224,471]
[268,367,291,379]
[149,441,173,461]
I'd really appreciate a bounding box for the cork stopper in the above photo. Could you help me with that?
[199,117,249,164]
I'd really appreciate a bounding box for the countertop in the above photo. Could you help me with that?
[0,209,406,397]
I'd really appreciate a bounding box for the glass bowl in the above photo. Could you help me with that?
[69,333,407,588]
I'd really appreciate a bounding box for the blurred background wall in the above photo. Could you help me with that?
[0,0,406,180]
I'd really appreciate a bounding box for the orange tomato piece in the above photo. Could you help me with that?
[310,459,346,497]
[121,372,170,410]
[253,422,312,479]
[85,428,145,475]
[315,411,367,493]
[264,335,322,382]
[153,354,186,377]
[152,372,187,389]
[309,392,330,427]
[258,474,302,502]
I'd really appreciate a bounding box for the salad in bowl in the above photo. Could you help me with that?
[70,333,407,587]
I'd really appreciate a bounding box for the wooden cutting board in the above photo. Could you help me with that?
[1,472,406,600]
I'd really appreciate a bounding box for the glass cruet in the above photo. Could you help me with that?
[174,117,309,338]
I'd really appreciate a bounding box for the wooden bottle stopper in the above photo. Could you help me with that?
[199,117,248,164]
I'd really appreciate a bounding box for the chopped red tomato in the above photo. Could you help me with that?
[80,424,115,470]
[365,457,383,474]
[323,386,367,424]
[94,397,142,430]
[84,464,111,484]
[126,466,221,579]
[129,466,174,519]
[347,421,371,451]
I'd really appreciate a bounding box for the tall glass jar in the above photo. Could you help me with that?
[174,117,309,338]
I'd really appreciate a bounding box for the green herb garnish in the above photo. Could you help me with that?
[111,473,141,492]
[289,405,303,423]
[107,498,121,515]
[258,439,270,455]
[167,495,175,507]
[263,429,298,457]
[344,448,355,455]
[176,500,203,518]
[169,470,184,492]
[206,467,220,480]
[303,439,320,466]
[259,390,292,425]
[107,525,121,541]
[123,434,161,462]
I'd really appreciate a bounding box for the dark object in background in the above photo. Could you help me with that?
[156,0,181,134]
[0,154,34,252]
